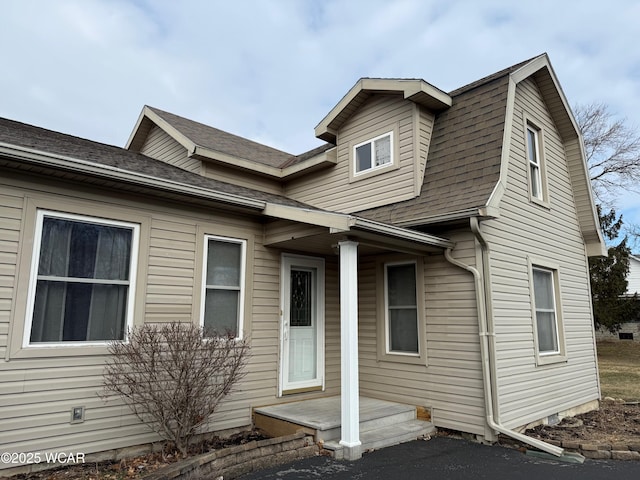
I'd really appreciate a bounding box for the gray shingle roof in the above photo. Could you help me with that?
[147,107,333,169]
[358,69,514,225]
[0,117,309,208]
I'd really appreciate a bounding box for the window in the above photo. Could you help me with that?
[354,132,393,174]
[25,211,138,345]
[532,267,559,355]
[201,236,246,337]
[526,124,544,201]
[385,262,419,355]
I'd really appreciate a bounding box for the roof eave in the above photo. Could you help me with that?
[0,142,266,211]
[315,78,452,144]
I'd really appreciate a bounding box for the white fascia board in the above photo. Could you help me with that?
[391,208,495,227]
[191,145,283,178]
[263,204,453,249]
[193,145,336,180]
[350,217,454,249]
[486,77,517,211]
[0,143,266,210]
[135,106,197,152]
[281,148,337,178]
[263,203,352,231]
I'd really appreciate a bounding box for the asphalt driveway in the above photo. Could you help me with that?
[239,436,640,480]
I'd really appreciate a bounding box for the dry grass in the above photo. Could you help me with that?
[597,340,640,401]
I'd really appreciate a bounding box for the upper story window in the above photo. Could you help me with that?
[201,235,246,338]
[527,126,543,199]
[525,121,549,205]
[354,131,393,175]
[25,211,139,345]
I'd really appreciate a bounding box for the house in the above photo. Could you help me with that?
[628,255,640,295]
[0,53,605,470]
[596,254,640,341]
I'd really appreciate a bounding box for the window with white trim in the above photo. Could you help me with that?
[25,211,139,345]
[526,124,544,201]
[385,261,419,355]
[532,266,560,355]
[354,131,393,175]
[201,236,246,337]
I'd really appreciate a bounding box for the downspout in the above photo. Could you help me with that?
[443,218,566,458]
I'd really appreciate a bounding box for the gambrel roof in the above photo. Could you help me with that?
[1,54,604,256]
[357,54,605,255]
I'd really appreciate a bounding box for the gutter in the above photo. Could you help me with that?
[0,143,267,210]
[349,217,454,250]
[443,218,580,460]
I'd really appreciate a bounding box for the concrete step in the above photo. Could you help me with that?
[322,419,436,459]
[315,402,417,442]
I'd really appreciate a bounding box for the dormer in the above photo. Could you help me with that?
[315,78,452,143]
[285,79,452,213]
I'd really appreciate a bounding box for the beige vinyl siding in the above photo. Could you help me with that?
[482,78,599,429]
[286,95,421,213]
[139,124,201,174]
[416,106,435,189]
[201,162,284,196]
[0,192,22,359]
[358,232,487,436]
[0,172,303,467]
[140,125,284,196]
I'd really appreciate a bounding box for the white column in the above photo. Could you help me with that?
[338,240,361,460]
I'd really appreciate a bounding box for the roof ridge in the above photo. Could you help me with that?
[449,54,545,96]
[147,105,294,155]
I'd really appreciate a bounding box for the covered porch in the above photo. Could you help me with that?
[253,396,435,459]
[263,207,453,460]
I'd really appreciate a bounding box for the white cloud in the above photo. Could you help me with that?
[1,0,638,233]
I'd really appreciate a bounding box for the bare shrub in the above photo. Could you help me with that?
[102,323,249,456]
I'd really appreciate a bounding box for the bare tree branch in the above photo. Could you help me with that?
[574,102,640,206]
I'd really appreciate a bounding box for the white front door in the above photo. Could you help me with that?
[280,254,324,394]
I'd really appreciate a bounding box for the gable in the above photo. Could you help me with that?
[493,56,605,256]
[140,124,201,174]
[285,94,434,213]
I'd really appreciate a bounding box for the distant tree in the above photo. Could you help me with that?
[574,102,640,205]
[588,206,640,331]
[574,104,640,329]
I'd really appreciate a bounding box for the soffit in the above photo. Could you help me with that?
[315,78,452,143]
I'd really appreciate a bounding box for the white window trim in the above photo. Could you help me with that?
[524,120,550,207]
[384,260,420,357]
[23,210,140,348]
[528,259,567,365]
[353,131,394,176]
[199,235,247,339]
[527,126,543,200]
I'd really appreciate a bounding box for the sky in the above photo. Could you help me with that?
[1,0,639,246]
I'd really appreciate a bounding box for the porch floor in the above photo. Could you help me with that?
[254,396,435,458]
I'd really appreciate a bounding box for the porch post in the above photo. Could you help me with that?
[338,240,361,460]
